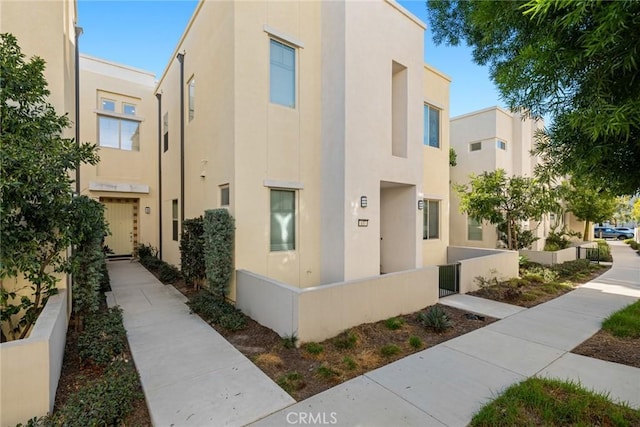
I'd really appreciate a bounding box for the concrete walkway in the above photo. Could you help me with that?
[253,241,640,426]
[105,261,294,426]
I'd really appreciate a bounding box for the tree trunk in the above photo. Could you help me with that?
[583,220,591,241]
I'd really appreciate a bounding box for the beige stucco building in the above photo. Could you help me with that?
[154,0,451,298]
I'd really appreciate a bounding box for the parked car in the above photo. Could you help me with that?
[615,227,635,235]
[594,227,634,239]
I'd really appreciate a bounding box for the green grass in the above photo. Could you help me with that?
[277,371,305,394]
[333,330,357,349]
[316,365,339,379]
[603,300,640,338]
[380,344,401,357]
[304,342,324,355]
[342,356,357,370]
[384,317,404,330]
[408,335,423,349]
[470,377,640,427]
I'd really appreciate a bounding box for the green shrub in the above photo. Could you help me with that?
[594,239,613,262]
[158,262,181,284]
[136,243,158,259]
[380,344,401,357]
[77,307,127,366]
[333,330,357,349]
[203,209,235,298]
[523,265,560,283]
[304,342,324,355]
[625,239,639,250]
[409,335,423,349]
[316,365,339,379]
[187,290,246,331]
[503,285,523,301]
[384,317,404,330]
[52,361,142,427]
[140,254,162,271]
[180,217,206,287]
[277,371,305,394]
[282,333,299,349]
[550,259,591,278]
[418,306,452,332]
[342,356,357,370]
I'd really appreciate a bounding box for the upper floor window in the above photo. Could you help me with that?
[470,141,482,152]
[163,112,169,152]
[497,139,507,150]
[468,217,483,241]
[172,199,179,241]
[423,199,440,240]
[123,104,136,115]
[270,39,295,108]
[424,105,440,148]
[101,99,115,112]
[188,77,195,121]
[97,96,140,151]
[220,185,230,207]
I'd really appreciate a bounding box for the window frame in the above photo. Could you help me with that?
[220,184,230,207]
[163,112,169,152]
[424,104,441,148]
[270,189,296,252]
[496,139,507,150]
[470,141,482,152]
[172,199,179,241]
[187,77,195,122]
[422,199,440,240]
[101,98,116,112]
[269,39,296,108]
[97,114,141,151]
[467,217,483,241]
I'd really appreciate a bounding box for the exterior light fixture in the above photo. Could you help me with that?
[360,196,368,208]
[145,207,151,214]
[417,200,424,210]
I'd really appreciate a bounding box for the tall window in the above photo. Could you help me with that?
[423,200,440,240]
[270,189,295,251]
[220,185,230,207]
[424,105,440,148]
[496,139,507,150]
[163,112,169,152]
[188,77,195,121]
[172,199,178,241]
[98,99,140,151]
[468,217,483,241]
[270,39,295,108]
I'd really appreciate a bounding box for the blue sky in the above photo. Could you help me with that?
[77,0,505,118]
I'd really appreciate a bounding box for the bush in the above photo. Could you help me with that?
[203,209,235,298]
[51,361,142,427]
[136,243,158,259]
[180,217,206,287]
[409,335,423,349]
[333,330,357,349]
[594,239,613,262]
[187,290,246,331]
[282,333,299,349]
[304,342,324,355]
[550,259,591,278]
[140,254,162,271]
[380,344,401,357]
[418,306,452,333]
[384,317,404,330]
[158,262,181,284]
[77,307,127,366]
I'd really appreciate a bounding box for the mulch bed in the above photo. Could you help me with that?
[572,330,640,369]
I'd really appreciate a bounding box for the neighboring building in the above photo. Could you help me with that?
[449,106,548,250]
[155,0,450,299]
[78,55,158,256]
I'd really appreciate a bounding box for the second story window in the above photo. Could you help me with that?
[424,105,440,148]
[470,141,482,152]
[270,39,295,108]
[497,139,507,150]
[97,96,140,151]
[163,112,169,152]
[188,77,195,121]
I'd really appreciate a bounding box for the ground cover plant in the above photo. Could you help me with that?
[470,377,640,427]
[469,259,609,308]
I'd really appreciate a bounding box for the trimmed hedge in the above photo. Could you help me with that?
[180,217,206,287]
[203,209,235,297]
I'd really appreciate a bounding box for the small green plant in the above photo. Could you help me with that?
[549,259,591,279]
[180,216,206,288]
[418,306,453,333]
[603,300,640,338]
[333,330,357,349]
[342,356,357,370]
[594,239,613,262]
[277,371,305,394]
[77,307,127,366]
[203,209,235,298]
[159,262,181,283]
[384,317,404,330]
[316,365,339,379]
[408,335,423,349]
[282,333,299,349]
[503,284,523,301]
[187,290,246,331]
[51,361,142,427]
[380,344,401,357]
[304,342,324,355]
[474,269,500,288]
[625,239,639,250]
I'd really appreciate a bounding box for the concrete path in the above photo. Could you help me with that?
[105,261,294,427]
[439,294,526,319]
[254,241,640,426]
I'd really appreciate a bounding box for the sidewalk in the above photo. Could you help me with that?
[105,261,294,427]
[253,241,640,426]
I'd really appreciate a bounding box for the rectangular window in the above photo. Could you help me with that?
[392,61,408,157]
[188,78,195,121]
[497,139,507,150]
[101,98,115,112]
[220,185,230,207]
[423,200,440,240]
[424,105,440,148]
[123,103,136,115]
[172,199,178,241]
[270,189,295,251]
[98,116,140,151]
[470,141,482,152]
[270,39,295,108]
[468,217,483,241]
[163,112,169,152]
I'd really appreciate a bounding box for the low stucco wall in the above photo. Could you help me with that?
[0,290,68,427]
[521,242,598,265]
[447,246,519,294]
[237,267,439,343]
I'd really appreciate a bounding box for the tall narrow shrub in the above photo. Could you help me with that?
[203,209,235,298]
[180,217,205,288]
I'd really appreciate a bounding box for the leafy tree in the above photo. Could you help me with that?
[426,0,640,195]
[0,33,98,340]
[611,196,633,227]
[560,178,617,241]
[454,169,556,250]
[633,199,640,223]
